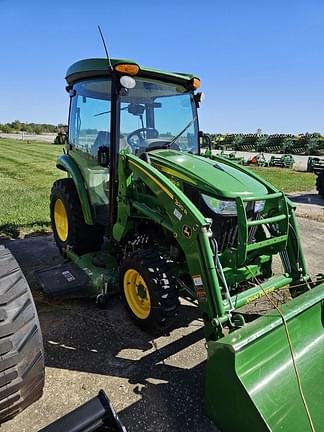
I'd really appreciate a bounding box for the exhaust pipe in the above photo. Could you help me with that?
[39,390,127,432]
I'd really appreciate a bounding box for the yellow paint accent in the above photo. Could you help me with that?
[152,163,197,185]
[54,199,68,242]
[124,269,151,319]
[246,287,276,304]
[129,160,174,199]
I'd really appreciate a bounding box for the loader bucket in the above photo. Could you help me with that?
[205,283,324,432]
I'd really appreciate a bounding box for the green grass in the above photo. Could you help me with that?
[0,139,62,238]
[248,166,316,193]
[0,139,317,238]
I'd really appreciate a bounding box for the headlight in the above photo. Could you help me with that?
[254,200,265,213]
[202,194,238,216]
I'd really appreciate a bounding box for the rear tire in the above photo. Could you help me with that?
[50,178,104,254]
[120,250,179,333]
[316,172,324,198]
[0,247,44,423]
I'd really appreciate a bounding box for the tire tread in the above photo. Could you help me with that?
[0,248,44,423]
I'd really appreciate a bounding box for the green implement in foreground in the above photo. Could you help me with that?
[48,57,324,431]
[206,283,324,431]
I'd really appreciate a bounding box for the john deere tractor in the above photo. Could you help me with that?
[49,58,324,431]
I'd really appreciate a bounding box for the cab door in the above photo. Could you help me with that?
[69,78,111,225]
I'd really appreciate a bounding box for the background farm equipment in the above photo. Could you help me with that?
[308,157,324,197]
[217,149,244,164]
[54,125,68,145]
[307,156,324,173]
[207,133,324,155]
[246,152,269,167]
[269,153,295,168]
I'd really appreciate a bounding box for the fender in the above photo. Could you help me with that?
[56,154,95,225]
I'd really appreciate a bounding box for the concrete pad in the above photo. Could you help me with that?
[1,215,324,431]
[1,235,216,432]
[288,191,324,222]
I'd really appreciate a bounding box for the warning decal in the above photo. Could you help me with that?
[192,275,207,301]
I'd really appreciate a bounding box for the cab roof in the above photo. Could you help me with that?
[65,58,198,86]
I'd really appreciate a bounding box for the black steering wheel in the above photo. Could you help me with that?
[127,128,159,148]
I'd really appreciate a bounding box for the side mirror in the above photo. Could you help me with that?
[194,92,204,107]
[97,146,110,167]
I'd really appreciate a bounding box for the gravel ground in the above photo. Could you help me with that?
[1,209,324,431]
[0,132,56,143]
[1,236,216,432]
[288,191,324,222]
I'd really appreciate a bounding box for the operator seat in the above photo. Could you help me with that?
[91,131,131,157]
[91,131,110,157]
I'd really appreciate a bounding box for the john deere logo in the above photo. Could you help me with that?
[182,225,192,239]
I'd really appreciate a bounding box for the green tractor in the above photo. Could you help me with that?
[269,153,295,169]
[307,157,324,197]
[49,58,324,431]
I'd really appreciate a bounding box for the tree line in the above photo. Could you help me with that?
[0,120,58,134]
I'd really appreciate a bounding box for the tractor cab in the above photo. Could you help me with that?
[64,58,201,225]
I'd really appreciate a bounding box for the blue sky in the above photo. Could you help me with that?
[0,0,323,133]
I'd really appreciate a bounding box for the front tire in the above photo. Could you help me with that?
[120,250,179,333]
[50,178,104,254]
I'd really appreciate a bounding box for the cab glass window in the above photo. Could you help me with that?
[69,79,111,156]
[119,77,198,154]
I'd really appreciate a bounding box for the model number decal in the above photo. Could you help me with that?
[174,199,188,215]
[173,208,183,221]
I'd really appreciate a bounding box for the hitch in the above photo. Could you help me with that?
[39,390,127,432]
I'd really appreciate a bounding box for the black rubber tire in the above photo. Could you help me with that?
[316,172,324,198]
[50,178,104,255]
[120,250,179,333]
[0,246,44,423]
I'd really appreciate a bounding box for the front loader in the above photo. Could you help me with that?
[49,57,324,431]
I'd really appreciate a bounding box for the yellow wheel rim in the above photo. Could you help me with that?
[123,269,151,319]
[54,198,68,242]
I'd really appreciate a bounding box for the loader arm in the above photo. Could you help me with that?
[114,152,311,338]
[115,152,228,340]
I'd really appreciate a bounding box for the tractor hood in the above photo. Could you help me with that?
[149,150,269,199]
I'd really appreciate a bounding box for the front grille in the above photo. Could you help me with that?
[183,185,261,253]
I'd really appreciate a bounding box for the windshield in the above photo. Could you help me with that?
[69,77,199,156]
[120,77,199,154]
